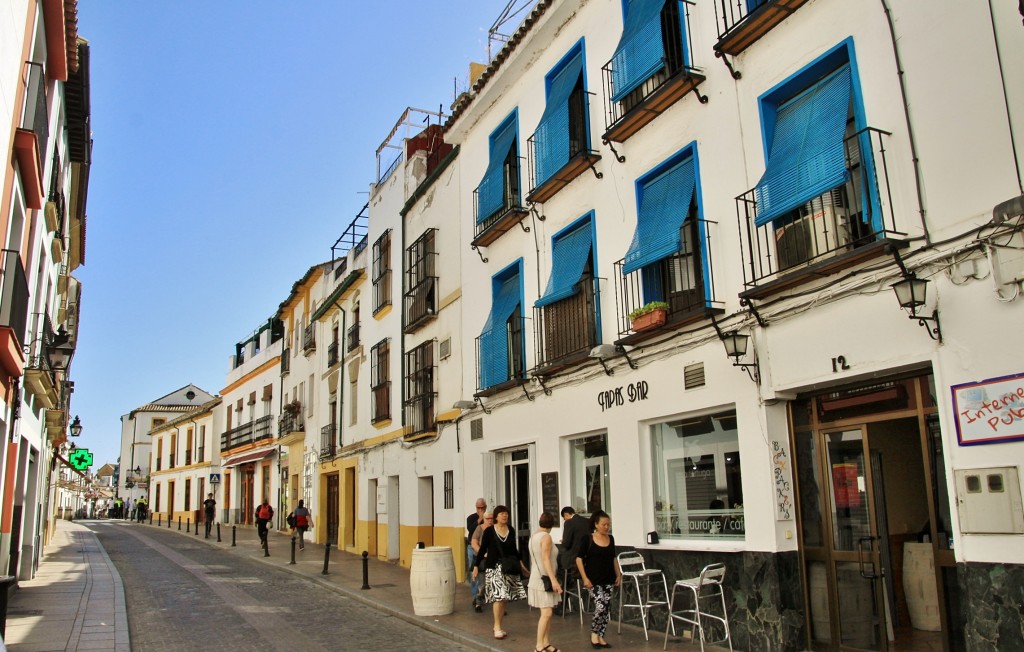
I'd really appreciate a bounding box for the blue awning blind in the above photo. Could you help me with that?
[479,273,521,389]
[754,64,852,227]
[610,0,666,102]
[477,119,519,223]
[534,52,585,186]
[536,221,593,307]
[622,155,696,275]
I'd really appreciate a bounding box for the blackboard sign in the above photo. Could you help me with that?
[541,472,559,516]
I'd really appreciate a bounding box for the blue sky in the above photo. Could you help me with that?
[72,2,503,466]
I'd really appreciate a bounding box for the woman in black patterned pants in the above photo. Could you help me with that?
[576,510,621,648]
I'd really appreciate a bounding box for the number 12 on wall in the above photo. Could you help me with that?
[831,355,850,373]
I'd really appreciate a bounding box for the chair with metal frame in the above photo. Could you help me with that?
[560,567,587,623]
[616,550,671,640]
[663,562,732,651]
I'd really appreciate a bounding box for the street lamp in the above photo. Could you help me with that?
[46,327,75,371]
[69,415,83,437]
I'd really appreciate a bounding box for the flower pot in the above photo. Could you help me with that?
[631,308,667,332]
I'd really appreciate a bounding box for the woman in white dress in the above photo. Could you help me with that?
[528,511,563,652]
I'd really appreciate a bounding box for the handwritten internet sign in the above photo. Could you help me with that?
[952,372,1024,446]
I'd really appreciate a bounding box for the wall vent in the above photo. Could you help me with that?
[470,418,484,440]
[684,362,705,389]
[439,337,451,360]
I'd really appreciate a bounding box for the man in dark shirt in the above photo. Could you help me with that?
[203,493,216,538]
[558,506,591,575]
[466,498,486,610]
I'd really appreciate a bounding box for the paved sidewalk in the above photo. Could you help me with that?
[3,520,129,652]
[5,518,732,652]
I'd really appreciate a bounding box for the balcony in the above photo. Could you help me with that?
[404,277,437,333]
[472,164,529,248]
[302,324,316,354]
[319,424,337,460]
[197,445,205,464]
[13,62,47,209]
[602,0,705,145]
[346,322,360,352]
[46,186,66,236]
[404,395,436,439]
[253,414,274,441]
[281,347,290,375]
[614,220,723,342]
[714,0,812,58]
[24,315,60,409]
[185,450,192,466]
[533,278,600,376]
[476,317,528,395]
[169,453,176,469]
[371,382,391,424]
[736,128,904,299]
[0,250,30,378]
[526,87,601,205]
[327,340,340,367]
[278,410,304,439]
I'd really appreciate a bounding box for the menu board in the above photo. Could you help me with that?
[541,472,559,516]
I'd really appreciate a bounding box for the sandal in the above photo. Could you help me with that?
[493,630,508,639]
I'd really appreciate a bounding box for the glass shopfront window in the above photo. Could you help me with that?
[569,434,610,517]
[651,409,744,540]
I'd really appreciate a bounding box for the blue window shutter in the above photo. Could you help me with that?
[754,65,852,227]
[534,52,585,186]
[610,0,666,102]
[477,119,519,223]
[479,273,521,388]
[536,221,593,307]
[622,155,696,275]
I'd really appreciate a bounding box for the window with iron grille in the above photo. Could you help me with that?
[535,216,598,366]
[372,230,392,314]
[404,341,436,436]
[370,339,391,423]
[443,470,454,509]
[404,228,437,331]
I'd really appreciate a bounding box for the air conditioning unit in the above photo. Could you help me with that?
[775,190,851,270]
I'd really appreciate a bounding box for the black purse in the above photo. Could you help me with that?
[541,575,554,592]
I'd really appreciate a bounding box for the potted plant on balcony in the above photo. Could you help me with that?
[284,400,302,417]
[628,301,669,332]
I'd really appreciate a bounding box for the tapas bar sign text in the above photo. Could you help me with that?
[597,381,650,412]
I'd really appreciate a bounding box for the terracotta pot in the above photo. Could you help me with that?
[631,308,667,332]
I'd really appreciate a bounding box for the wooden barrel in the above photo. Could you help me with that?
[903,543,941,631]
[410,546,456,616]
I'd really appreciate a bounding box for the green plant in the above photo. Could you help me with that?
[628,301,669,321]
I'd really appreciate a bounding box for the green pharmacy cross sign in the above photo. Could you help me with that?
[69,449,94,471]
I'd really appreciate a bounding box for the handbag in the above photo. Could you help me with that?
[541,575,554,592]
[500,554,522,576]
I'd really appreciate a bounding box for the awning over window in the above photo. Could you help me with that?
[610,0,666,102]
[623,155,696,275]
[754,64,852,227]
[534,51,585,186]
[536,221,593,307]
[222,447,275,467]
[477,118,519,223]
[479,273,521,389]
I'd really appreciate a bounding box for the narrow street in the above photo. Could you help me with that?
[90,521,474,652]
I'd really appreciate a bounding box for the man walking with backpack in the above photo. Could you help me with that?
[289,500,313,550]
[255,498,274,549]
[203,493,217,538]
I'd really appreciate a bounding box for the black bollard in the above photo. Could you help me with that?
[361,551,370,590]
[217,523,222,543]
[290,536,296,565]
[149,512,153,525]
[0,574,15,637]
[321,542,331,575]
[178,516,182,531]
[194,519,199,536]
[187,518,190,533]
[158,514,162,527]
[231,525,236,547]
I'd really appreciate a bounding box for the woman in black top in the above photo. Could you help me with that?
[473,504,528,639]
[576,510,621,648]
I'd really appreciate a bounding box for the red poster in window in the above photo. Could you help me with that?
[831,463,861,509]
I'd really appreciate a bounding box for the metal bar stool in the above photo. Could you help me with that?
[617,551,671,640]
[560,567,586,623]
[663,563,732,651]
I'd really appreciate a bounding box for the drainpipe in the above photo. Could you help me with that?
[987,0,1023,194]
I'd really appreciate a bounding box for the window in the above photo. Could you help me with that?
[443,471,454,510]
[569,434,611,517]
[186,429,193,466]
[155,439,163,471]
[617,146,712,331]
[370,339,391,423]
[404,341,435,436]
[529,42,594,201]
[535,216,598,365]
[475,111,522,231]
[169,434,177,469]
[477,262,525,390]
[650,409,744,540]
[372,230,392,314]
[349,374,358,426]
[744,41,880,278]
[184,479,191,513]
[404,229,437,332]
[347,304,360,352]
[198,425,206,463]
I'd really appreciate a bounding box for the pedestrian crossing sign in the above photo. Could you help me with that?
[209,473,221,484]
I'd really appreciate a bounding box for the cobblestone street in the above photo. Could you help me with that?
[91,521,474,652]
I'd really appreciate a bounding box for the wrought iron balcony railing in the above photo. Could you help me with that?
[346,322,360,352]
[526,87,601,204]
[320,424,337,459]
[714,0,812,58]
[404,394,436,438]
[533,278,600,373]
[327,340,340,367]
[20,62,48,167]
[475,316,528,393]
[404,276,438,333]
[371,382,391,423]
[278,411,303,437]
[472,161,528,248]
[302,324,316,353]
[281,347,290,374]
[0,250,30,347]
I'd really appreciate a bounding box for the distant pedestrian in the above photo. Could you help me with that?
[137,496,148,522]
[470,510,493,612]
[255,498,274,547]
[203,493,216,538]
[125,499,134,521]
[466,498,487,610]
[473,504,528,640]
[289,500,313,549]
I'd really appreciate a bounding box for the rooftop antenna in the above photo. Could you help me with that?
[488,0,539,61]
